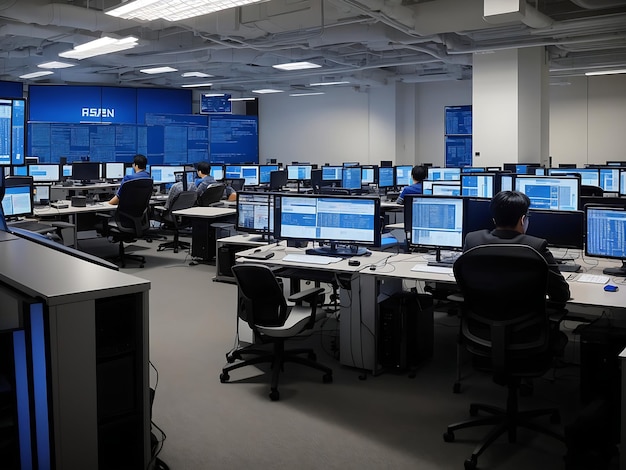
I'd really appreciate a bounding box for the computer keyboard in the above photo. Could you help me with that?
[282,254,343,265]
[410,264,454,274]
[571,273,610,284]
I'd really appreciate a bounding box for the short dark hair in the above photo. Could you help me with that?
[411,165,427,182]
[133,154,148,170]
[197,161,211,175]
[490,191,530,228]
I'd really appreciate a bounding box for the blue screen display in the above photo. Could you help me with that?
[0,98,25,166]
[408,196,464,249]
[322,166,342,181]
[586,206,626,260]
[342,167,361,189]
[460,174,494,198]
[395,165,413,186]
[259,164,279,184]
[515,176,579,211]
[287,165,312,181]
[209,115,259,164]
[427,167,461,181]
[378,167,394,187]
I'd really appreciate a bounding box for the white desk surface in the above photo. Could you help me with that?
[34,201,116,217]
[172,206,236,218]
[52,182,120,190]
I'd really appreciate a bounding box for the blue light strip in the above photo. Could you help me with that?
[29,303,51,469]
[13,330,33,470]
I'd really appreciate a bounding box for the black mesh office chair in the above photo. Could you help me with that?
[155,190,197,253]
[581,185,604,197]
[443,244,565,470]
[197,183,226,206]
[97,178,154,268]
[220,263,333,401]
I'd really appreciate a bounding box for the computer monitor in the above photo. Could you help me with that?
[2,176,33,218]
[71,161,100,183]
[62,164,72,178]
[286,164,313,181]
[361,165,377,185]
[236,191,274,241]
[33,183,51,206]
[209,164,224,181]
[621,170,626,196]
[150,165,185,185]
[321,166,342,182]
[104,162,125,181]
[12,165,27,176]
[28,164,60,183]
[341,166,362,190]
[598,168,620,192]
[515,175,580,211]
[558,163,577,168]
[463,197,493,235]
[461,166,486,173]
[269,170,288,191]
[394,165,413,187]
[275,194,381,256]
[259,165,279,184]
[239,165,259,186]
[548,168,599,186]
[503,163,542,174]
[460,173,495,198]
[585,205,626,276]
[427,167,461,181]
[422,180,434,195]
[404,195,465,265]
[377,167,394,188]
[606,161,626,167]
[343,162,359,167]
[527,209,584,272]
[500,174,514,192]
[432,182,461,196]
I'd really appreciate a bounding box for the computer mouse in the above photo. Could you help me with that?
[604,284,619,292]
[369,265,377,271]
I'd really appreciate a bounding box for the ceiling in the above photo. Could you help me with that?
[1,0,625,96]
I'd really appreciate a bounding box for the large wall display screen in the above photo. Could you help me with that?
[209,115,259,164]
[0,98,25,166]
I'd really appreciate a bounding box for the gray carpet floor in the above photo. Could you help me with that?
[81,235,612,470]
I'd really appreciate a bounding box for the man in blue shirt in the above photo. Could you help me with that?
[396,165,427,204]
[108,154,152,205]
[195,161,236,201]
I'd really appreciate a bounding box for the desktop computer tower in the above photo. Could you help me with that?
[378,292,433,371]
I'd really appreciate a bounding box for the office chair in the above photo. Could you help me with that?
[224,178,245,192]
[220,263,333,401]
[96,178,154,268]
[580,185,604,197]
[442,244,565,470]
[197,183,226,206]
[155,190,198,253]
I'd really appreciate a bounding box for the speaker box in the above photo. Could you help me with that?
[71,195,87,207]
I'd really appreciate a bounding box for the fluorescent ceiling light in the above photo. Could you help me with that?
[585,69,626,76]
[272,61,321,71]
[59,36,138,60]
[181,72,213,78]
[289,92,325,97]
[140,66,178,74]
[181,82,213,88]
[252,89,284,94]
[229,97,256,101]
[309,81,350,86]
[19,71,54,79]
[203,93,225,97]
[105,0,266,22]
[38,61,75,69]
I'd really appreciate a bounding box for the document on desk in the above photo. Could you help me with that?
[282,254,343,265]
[570,273,610,284]
[410,264,454,275]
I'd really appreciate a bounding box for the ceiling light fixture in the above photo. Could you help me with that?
[59,36,138,60]
[229,97,256,101]
[309,81,350,86]
[181,83,213,88]
[251,89,284,94]
[272,61,321,71]
[105,0,267,22]
[289,92,325,97]
[19,71,54,79]
[38,61,75,69]
[585,69,626,76]
[181,72,213,78]
[140,66,178,74]
[203,93,225,97]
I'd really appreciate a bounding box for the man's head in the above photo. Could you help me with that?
[133,154,148,171]
[490,190,531,233]
[411,165,427,183]
[196,161,211,176]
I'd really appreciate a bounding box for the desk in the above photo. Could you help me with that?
[172,206,236,263]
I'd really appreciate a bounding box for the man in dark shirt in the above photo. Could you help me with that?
[108,154,152,205]
[396,165,427,205]
[463,190,570,306]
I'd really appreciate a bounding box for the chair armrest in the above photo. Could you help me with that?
[48,221,75,228]
[288,287,325,304]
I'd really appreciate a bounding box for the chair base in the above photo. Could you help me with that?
[220,342,333,401]
[157,238,190,253]
[443,383,564,469]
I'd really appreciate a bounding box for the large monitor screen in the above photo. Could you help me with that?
[209,164,224,180]
[378,167,394,188]
[150,165,185,184]
[236,191,274,239]
[405,195,464,250]
[515,175,579,211]
[0,98,25,167]
[275,194,381,255]
[432,182,461,196]
[585,205,626,276]
[28,164,60,183]
[526,209,584,249]
[71,161,101,183]
[286,164,313,181]
[259,164,279,184]
[224,165,259,186]
[599,168,620,192]
[2,176,33,217]
[548,168,599,186]
[427,167,461,181]
[394,165,413,186]
[460,174,495,198]
[342,166,362,190]
[322,166,342,181]
[104,162,125,180]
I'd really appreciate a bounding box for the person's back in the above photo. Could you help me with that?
[108,154,152,205]
[396,165,426,204]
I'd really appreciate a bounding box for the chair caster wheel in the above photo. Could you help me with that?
[219,372,230,383]
[453,382,461,394]
[464,456,477,470]
[226,353,237,363]
[550,411,561,424]
[469,405,478,416]
[443,430,455,442]
[269,389,279,401]
[322,373,333,384]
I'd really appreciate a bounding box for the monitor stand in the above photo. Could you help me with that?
[427,248,460,267]
[603,261,626,277]
[306,242,369,257]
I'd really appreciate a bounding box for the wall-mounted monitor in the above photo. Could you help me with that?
[427,167,461,181]
[150,165,185,185]
[377,167,394,188]
[585,205,626,276]
[341,166,362,190]
[515,175,580,211]
[259,164,279,184]
[71,161,101,183]
[275,194,381,256]
[236,191,274,241]
[2,176,33,218]
[394,165,413,186]
[0,98,26,167]
[286,164,313,181]
[547,167,599,187]
[460,173,495,198]
[200,93,232,114]
[104,162,125,181]
[28,164,60,183]
[321,166,342,182]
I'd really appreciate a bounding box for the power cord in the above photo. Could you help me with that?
[148,361,169,470]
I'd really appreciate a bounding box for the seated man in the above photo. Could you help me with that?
[108,154,152,205]
[464,190,570,308]
[195,161,236,202]
[163,172,196,210]
[396,165,427,205]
